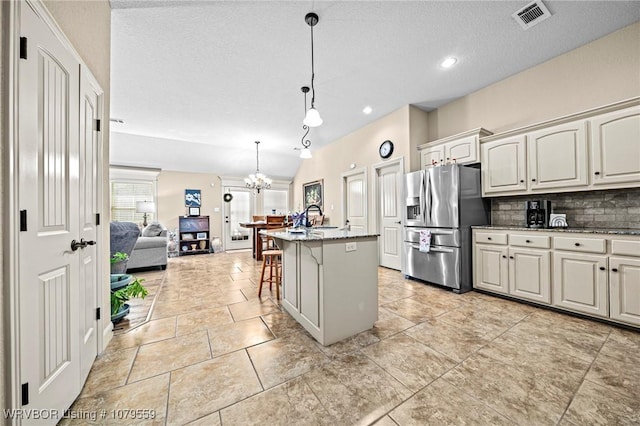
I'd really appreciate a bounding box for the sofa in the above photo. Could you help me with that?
[127,222,169,271]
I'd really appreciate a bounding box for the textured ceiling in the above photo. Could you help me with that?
[109,1,640,179]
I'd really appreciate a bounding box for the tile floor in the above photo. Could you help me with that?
[64,250,640,425]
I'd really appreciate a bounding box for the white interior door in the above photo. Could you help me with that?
[342,168,367,232]
[79,66,103,384]
[223,187,253,250]
[19,3,82,418]
[376,161,403,270]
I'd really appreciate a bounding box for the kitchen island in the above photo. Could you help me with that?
[265,228,379,345]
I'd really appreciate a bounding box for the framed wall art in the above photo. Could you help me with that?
[303,179,323,211]
[185,189,201,207]
[188,207,200,216]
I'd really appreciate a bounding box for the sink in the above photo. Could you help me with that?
[312,226,338,229]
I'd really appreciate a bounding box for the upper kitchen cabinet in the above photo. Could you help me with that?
[481,98,640,197]
[591,105,640,187]
[527,120,588,191]
[481,136,527,195]
[419,128,492,168]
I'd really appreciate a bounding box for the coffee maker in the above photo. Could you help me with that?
[525,200,551,228]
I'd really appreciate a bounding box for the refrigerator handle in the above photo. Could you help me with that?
[409,244,454,253]
[424,171,431,225]
[420,172,427,225]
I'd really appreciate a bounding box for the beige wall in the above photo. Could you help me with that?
[158,172,224,241]
[292,105,421,229]
[427,22,640,140]
[1,0,111,410]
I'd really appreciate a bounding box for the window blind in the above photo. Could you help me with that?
[111,181,155,223]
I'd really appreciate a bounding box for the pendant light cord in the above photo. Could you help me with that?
[310,23,316,108]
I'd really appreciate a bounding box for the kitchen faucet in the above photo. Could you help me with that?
[304,204,323,227]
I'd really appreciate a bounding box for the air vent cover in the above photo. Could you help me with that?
[513,1,552,30]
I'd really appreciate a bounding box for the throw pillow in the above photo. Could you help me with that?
[142,222,164,237]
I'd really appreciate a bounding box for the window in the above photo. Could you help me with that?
[263,189,288,215]
[111,181,155,223]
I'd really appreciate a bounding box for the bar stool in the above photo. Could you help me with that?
[259,249,282,299]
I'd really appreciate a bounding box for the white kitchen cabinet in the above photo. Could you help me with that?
[553,252,608,317]
[508,248,551,304]
[609,256,640,326]
[421,145,444,169]
[481,136,527,195]
[474,244,509,294]
[591,105,640,187]
[473,228,640,330]
[275,232,379,345]
[419,128,492,169]
[527,120,588,191]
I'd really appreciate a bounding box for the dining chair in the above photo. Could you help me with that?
[264,215,285,249]
[252,215,265,222]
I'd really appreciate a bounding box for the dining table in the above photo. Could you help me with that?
[238,221,267,261]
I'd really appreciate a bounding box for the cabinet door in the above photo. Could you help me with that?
[553,252,608,317]
[299,243,321,328]
[421,145,445,168]
[609,256,640,326]
[527,121,588,191]
[474,244,509,294]
[282,242,298,310]
[591,106,640,187]
[481,137,527,195]
[509,248,550,304]
[446,134,478,165]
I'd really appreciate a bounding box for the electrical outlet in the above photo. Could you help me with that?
[345,242,357,252]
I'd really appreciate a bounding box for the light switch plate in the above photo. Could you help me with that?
[345,242,357,252]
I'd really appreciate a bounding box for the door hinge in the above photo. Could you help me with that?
[21,383,29,406]
[19,37,27,59]
[95,213,100,225]
[19,210,27,231]
[94,119,101,132]
[96,307,101,320]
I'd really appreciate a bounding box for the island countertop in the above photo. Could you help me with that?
[261,228,379,242]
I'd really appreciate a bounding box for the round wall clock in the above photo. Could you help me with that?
[223,193,233,202]
[379,140,394,159]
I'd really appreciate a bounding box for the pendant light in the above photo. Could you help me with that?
[244,141,272,193]
[300,86,312,159]
[303,12,323,128]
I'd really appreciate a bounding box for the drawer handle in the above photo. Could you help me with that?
[487,237,492,241]
[502,255,507,259]
[531,178,536,182]
[526,239,531,243]
[612,268,618,272]
[599,267,606,271]
[594,171,600,176]
[509,256,514,259]
[519,180,524,183]
[574,243,581,246]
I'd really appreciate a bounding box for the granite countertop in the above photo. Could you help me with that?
[262,228,379,242]
[472,225,640,236]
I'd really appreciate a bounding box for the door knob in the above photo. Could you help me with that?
[82,238,96,246]
[70,239,86,251]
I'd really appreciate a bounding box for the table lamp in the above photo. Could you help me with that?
[136,201,155,227]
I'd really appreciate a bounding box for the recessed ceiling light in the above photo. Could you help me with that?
[363,106,373,114]
[441,57,458,68]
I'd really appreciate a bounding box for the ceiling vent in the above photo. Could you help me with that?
[512,1,552,30]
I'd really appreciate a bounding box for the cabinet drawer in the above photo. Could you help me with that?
[510,234,550,249]
[554,236,606,254]
[475,232,507,245]
[611,239,640,257]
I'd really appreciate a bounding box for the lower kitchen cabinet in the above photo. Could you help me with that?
[553,252,608,317]
[473,228,640,329]
[509,248,551,304]
[609,256,640,326]
[474,244,509,294]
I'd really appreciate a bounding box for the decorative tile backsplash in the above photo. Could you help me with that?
[490,188,640,229]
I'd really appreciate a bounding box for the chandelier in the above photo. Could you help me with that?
[245,141,271,193]
[300,86,312,159]
[302,12,323,127]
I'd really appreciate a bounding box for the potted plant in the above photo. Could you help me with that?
[110,251,129,274]
[110,277,148,323]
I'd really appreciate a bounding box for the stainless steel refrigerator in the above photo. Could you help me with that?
[402,164,490,293]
